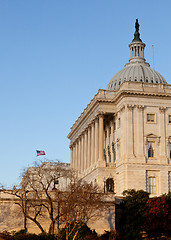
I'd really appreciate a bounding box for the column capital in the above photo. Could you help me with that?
[127,104,134,111]
[69,144,73,149]
[113,112,117,118]
[84,128,88,134]
[159,106,166,113]
[80,133,84,138]
[77,135,82,141]
[116,138,120,148]
[88,123,92,128]
[98,111,105,116]
[137,105,144,111]
[91,119,95,125]
[94,114,100,121]
[119,105,125,113]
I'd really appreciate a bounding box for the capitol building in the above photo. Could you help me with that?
[68,19,171,197]
[1,20,171,234]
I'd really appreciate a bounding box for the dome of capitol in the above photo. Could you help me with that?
[107,19,167,91]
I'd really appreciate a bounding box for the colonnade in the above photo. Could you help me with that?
[70,114,104,173]
[103,116,116,164]
[129,42,145,60]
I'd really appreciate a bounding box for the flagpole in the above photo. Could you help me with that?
[35,150,37,167]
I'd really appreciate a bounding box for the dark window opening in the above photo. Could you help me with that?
[106,178,114,193]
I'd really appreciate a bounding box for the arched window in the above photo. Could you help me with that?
[148,142,154,158]
[106,178,114,192]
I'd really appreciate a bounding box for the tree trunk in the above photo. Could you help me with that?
[27,216,45,233]
[48,221,55,234]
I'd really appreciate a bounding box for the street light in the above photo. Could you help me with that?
[24,189,29,233]
[52,176,60,231]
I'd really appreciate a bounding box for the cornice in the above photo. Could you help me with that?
[68,83,171,140]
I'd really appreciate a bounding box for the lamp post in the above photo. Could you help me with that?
[24,190,29,233]
[53,176,60,231]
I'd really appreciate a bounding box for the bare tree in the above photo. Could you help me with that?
[1,161,104,237]
[21,161,71,234]
[60,180,104,240]
[0,160,70,234]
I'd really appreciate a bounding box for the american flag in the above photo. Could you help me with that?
[36,150,45,156]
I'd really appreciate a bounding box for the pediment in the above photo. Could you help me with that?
[145,133,160,144]
[146,133,158,138]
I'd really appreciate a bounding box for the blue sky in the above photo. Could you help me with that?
[0,0,170,187]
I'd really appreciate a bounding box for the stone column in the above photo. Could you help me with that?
[159,107,167,163]
[119,106,125,161]
[70,146,73,169]
[91,121,95,165]
[127,105,134,158]
[72,144,75,170]
[94,118,99,163]
[137,105,145,158]
[75,141,78,171]
[81,134,84,173]
[133,46,135,57]
[87,126,91,168]
[142,47,144,58]
[84,130,88,171]
[99,114,104,162]
[78,137,81,172]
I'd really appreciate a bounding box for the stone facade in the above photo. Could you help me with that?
[68,20,171,197]
[68,83,171,197]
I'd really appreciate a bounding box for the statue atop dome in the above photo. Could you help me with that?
[132,19,142,42]
[135,19,139,32]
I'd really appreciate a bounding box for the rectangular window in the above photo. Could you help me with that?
[109,153,111,163]
[113,118,115,141]
[104,150,107,162]
[113,148,116,162]
[169,115,171,124]
[148,142,155,158]
[105,131,107,148]
[147,114,155,123]
[149,177,156,194]
[109,127,111,144]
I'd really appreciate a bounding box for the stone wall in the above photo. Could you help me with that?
[0,192,116,235]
